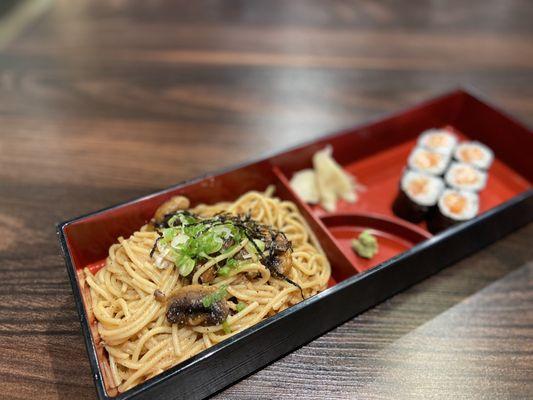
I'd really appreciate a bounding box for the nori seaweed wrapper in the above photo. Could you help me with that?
[392,189,431,223]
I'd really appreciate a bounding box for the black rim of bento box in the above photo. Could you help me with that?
[56,87,533,400]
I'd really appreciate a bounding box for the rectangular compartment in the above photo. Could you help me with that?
[275,126,530,220]
[61,161,356,399]
[58,88,533,400]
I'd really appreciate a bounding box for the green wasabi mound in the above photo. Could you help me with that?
[351,230,378,259]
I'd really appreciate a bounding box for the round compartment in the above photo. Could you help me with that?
[320,213,432,272]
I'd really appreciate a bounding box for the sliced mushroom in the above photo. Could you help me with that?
[199,267,216,284]
[267,251,293,276]
[269,232,291,253]
[153,196,190,224]
[166,285,229,326]
[234,248,248,261]
[153,289,166,303]
[262,231,293,276]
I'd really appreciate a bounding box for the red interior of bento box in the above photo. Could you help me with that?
[61,89,532,396]
[306,130,529,219]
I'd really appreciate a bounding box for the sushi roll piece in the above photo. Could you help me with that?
[393,170,444,223]
[428,188,479,233]
[445,162,487,192]
[407,147,450,176]
[454,141,494,170]
[417,128,458,155]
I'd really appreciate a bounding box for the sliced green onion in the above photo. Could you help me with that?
[226,258,238,268]
[154,212,289,283]
[162,228,177,244]
[222,320,231,334]
[236,302,246,312]
[253,239,265,252]
[218,258,240,277]
[167,215,180,227]
[202,284,228,308]
[212,225,232,239]
[199,233,223,254]
[171,233,189,248]
[175,253,195,276]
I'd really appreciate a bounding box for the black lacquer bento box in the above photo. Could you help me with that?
[57,88,533,400]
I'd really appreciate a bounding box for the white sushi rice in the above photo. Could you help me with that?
[445,162,487,192]
[454,141,494,170]
[438,188,479,221]
[418,128,458,155]
[407,147,450,176]
[401,170,444,206]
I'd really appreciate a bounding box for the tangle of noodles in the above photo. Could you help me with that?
[84,187,331,393]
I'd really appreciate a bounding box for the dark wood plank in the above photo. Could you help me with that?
[0,1,532,399]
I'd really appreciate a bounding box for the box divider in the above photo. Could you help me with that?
[271,166,358,282]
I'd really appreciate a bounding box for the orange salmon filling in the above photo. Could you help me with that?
[415,151,442,169]
[408,178,429,196]
[444,192,467,214]
[459,147,484,163]
[427,134,448,148]
[454,166,478,185]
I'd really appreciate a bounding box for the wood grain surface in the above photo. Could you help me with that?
[0,1,532,399]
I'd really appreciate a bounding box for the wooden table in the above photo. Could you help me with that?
[1,1,532,399]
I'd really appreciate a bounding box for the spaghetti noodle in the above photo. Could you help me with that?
[84,187,330,393]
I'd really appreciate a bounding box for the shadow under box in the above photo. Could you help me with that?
[58,88,533,400]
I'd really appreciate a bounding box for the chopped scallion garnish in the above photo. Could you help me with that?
[222,320,231,334]
[235,302,246,312]
[202,284,228,308]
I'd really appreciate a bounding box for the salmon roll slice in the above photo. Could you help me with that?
[417,128,458,155]
[445,162,487,192]
[393,170,444,223]
[454,141,494,170]
[428,189,479,233]
[407,147,450,176]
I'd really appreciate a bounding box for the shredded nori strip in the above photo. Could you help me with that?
[150,235,162,258]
